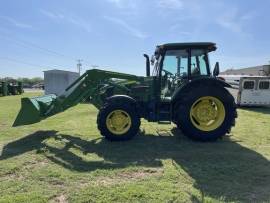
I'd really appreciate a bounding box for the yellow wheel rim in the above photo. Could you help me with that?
[189,96,225,132]
[106,110,132,135]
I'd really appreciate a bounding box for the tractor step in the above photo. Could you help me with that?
[158,121,171,124]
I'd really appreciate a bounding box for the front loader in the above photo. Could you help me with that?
[13,42,237,141]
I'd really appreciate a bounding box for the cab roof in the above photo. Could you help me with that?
[158,42,217,52]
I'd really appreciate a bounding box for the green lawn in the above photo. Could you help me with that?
[0,93,270,203]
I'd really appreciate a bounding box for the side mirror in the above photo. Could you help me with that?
[143,54,150,77]
[213,62,220,76]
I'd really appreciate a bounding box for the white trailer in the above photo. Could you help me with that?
[219,75,270,107]
[237,76,270,106]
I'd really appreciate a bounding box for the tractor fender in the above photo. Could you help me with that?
[105,95,142,115]
[106,95,137,106]
[172,77,231,104]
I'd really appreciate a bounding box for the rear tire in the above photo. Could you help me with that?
[97,101,140,141]
[175,86,237,141]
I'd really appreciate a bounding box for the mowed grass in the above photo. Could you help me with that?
[0,92,270,203]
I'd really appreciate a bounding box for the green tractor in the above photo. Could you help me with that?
[0,82,8,96]
[13,42,237,141]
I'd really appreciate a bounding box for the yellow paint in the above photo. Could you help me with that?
[190,96,225,131]
[106,110,132,135]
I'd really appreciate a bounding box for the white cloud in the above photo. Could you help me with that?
[106,0,137,9]
[216,8,254,34]
[157,0,183,10]
[40,10,64,19]
[0,16,32,29]
[107,0,122,5]
[104,16,147,39]
[240,12,257,21]
[216,8,242,33]
[66,16,92,33]
[40,10,91,33]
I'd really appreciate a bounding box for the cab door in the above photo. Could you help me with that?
[190,49,210,77]
[160,49,189,100]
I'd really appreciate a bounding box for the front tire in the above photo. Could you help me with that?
[175,86,237,141]
[97,102,140,141]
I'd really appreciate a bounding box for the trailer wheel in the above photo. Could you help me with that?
[97,102,140,141]
[175,86,237,141]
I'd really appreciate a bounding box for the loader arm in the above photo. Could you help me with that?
[13,69,142,127]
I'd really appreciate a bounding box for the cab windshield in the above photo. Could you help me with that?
[162,49,209,77]
[152,48,210,77]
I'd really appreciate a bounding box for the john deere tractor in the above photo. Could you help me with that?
[13,42,237,141]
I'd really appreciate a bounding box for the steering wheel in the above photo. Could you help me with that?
[162,69,174,77]
[162,69,177,86]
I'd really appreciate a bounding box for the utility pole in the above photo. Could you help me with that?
[77,59,82,75]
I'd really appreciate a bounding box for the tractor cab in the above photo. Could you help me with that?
[151,42,217,100]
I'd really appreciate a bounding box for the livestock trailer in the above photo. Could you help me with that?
[237,76,270,106]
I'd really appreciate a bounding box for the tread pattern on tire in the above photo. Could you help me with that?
[97,100,141,141]
[175,85,237,141]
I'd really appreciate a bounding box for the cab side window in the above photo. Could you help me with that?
[162,49,188,77]
[190,50,209,76]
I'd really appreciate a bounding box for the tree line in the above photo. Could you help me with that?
[0,77,44,87]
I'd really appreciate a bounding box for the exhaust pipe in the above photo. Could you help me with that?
[143,54,150,77]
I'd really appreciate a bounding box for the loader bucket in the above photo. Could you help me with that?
[13,94,57,127]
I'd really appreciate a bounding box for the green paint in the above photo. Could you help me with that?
[13,69,145,127]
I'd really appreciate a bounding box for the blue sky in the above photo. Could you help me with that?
[0,0,269,78]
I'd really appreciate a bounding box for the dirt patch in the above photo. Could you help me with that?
[0,172,24,181]
[94,168,163,186]
[0,159,49,181]
[22,159,49,170]
[48,179,65,187]
[0,123,8,127]
[53,194,68,203]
